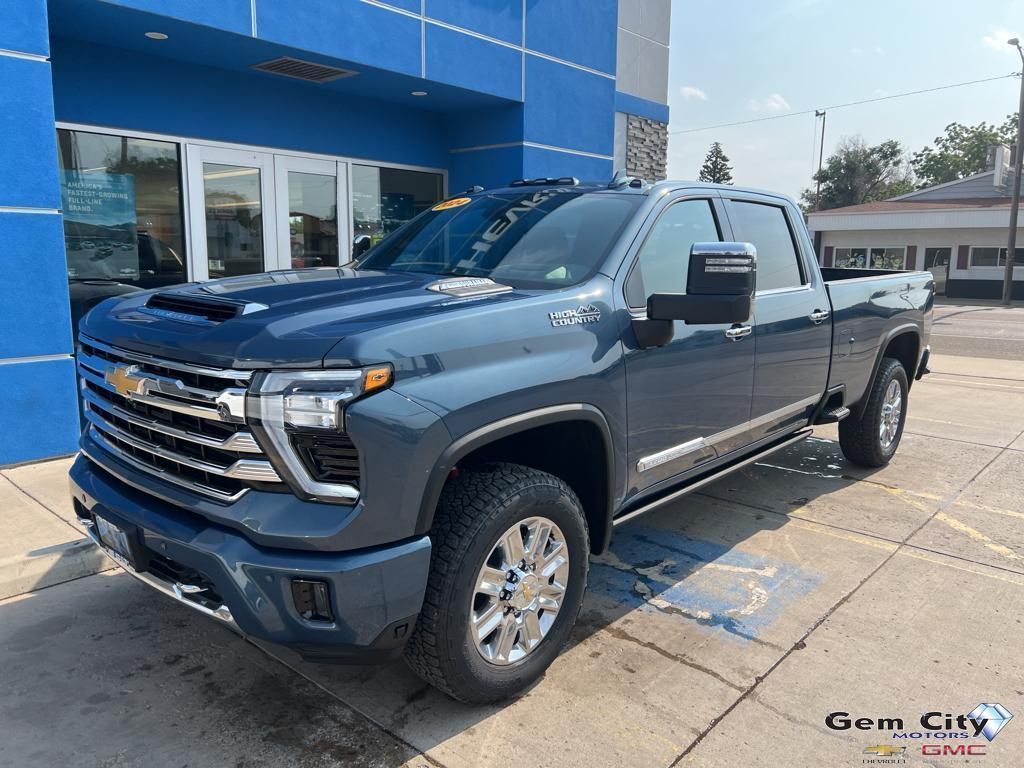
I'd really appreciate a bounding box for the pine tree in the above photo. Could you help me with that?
[698,142,734,184]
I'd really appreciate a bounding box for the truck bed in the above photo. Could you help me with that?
[822,268,934,413]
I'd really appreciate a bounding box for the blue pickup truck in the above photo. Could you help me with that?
[69,176,933,703]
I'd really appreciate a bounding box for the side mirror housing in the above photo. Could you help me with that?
[648,242,756,324]
[352,234,373,259]
[632,242,756,348]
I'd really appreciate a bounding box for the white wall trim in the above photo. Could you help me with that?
[808,208,1016,231]
[525,50,615,80]
[617,27,669,48]
[524,141,613,160]
[0,354,72,366]
[0,206,60,215]
[0,47,48,63]
[449,140,612,161]
[55,121,449,176]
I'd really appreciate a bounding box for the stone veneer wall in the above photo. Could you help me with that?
[626,114,668,181]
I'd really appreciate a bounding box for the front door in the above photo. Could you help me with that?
[186,147,351,280]
[924,247,951,295]
[622,195,755,495]
[723,196,830,439]
[186,146,277,281]
[274,155,349,269]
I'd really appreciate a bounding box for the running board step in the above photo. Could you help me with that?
[613,429,812,528]
[815,406,850,424]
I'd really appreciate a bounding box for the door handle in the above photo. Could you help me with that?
[809,308,830,324]
[724,325,752,341]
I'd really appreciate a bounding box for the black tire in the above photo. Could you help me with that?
[403,462,589,704]
[839,357,909,467]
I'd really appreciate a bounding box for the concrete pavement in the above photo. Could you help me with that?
[0,458,109,600]
[1,348,1022,767]
[931,300,1024,360]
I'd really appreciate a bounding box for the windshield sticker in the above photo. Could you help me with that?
[432,196,472,211]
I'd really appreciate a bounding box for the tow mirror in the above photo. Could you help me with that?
[352,234,373,259]
[633,242,756,348]
[649,242,756,324]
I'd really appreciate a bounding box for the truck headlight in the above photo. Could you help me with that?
[248,366,392,503]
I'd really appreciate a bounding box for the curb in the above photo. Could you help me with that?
[0,538,113,601]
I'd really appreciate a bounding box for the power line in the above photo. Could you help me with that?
[669,73,1021,135]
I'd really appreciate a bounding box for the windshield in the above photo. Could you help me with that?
[355,189,641,289]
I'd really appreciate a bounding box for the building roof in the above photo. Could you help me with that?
[812,197,1013,216]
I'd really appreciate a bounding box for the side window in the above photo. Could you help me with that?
[726,201,804,292]
[625,199,720,307]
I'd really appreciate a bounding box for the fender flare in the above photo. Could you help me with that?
[854,322,921,418]
[414,404,617,549]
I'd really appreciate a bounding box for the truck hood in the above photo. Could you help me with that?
[79,268,527,369]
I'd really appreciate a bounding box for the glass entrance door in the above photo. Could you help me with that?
[186,146,277,281]
[274,156,348,269]
[187,146,349,279]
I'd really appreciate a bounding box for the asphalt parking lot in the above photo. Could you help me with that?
[2,306,1022,768]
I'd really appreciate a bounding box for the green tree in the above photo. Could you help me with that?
[911,114,1018,188]
[698,141,734,184]
[800,136,915,212]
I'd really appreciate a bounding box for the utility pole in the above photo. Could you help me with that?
[814,110,827,211]
[1003,39,1024,306]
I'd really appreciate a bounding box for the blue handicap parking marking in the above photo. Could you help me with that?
[589,525,821,642]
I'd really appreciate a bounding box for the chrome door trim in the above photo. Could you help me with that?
[636,394,821,473]
[636,437,707,473]
[725,325,752,341]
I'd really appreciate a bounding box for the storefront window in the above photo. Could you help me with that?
[352,165,443,244]
[57,129,186,289]
[833,246,905,270]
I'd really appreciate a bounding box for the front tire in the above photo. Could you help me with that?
[403,462,589,704]
[839,357,909,467]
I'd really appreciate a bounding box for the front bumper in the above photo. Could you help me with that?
[70,455,431,663]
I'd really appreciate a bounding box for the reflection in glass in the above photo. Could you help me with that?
[288,172,338,268]
[57,129,186,289]
[203,163,264,279]
[352,165,443,246]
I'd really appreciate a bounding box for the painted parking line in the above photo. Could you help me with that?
[591,525,822,643]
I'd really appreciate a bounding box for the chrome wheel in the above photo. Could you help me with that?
[879,378,903,449]
[470,516,570,666]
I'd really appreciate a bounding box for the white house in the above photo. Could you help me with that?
[807,147,1023,299]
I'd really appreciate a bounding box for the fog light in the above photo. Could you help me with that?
[291,579,333,622]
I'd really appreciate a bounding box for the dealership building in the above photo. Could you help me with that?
[0,0,672,465]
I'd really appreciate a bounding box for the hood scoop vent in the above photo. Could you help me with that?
[426,277,513,298]
[251,56,358,83]
[142,293,266,324]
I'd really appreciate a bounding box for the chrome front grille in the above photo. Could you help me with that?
[77,337,281,502]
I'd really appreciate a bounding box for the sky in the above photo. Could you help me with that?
[666,0,1024,200]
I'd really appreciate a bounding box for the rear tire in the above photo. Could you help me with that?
[839,357,908,467]
[404,462,589,704]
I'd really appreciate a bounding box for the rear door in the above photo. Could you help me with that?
[722,195,831,441]
[620,193,755,494]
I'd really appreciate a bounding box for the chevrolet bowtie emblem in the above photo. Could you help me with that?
[105,364,148,398]
[863,745,905,757]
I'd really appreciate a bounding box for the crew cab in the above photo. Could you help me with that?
[69,176,933,703]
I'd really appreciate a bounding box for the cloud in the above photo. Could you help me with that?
[748,93,791,112]
[983,27,1018,51]
[679,85,708,101]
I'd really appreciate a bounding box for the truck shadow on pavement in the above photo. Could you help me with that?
[2,434,887,766]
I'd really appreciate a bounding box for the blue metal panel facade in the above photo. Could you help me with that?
[0,0,669,464]
[0,0,78,465]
